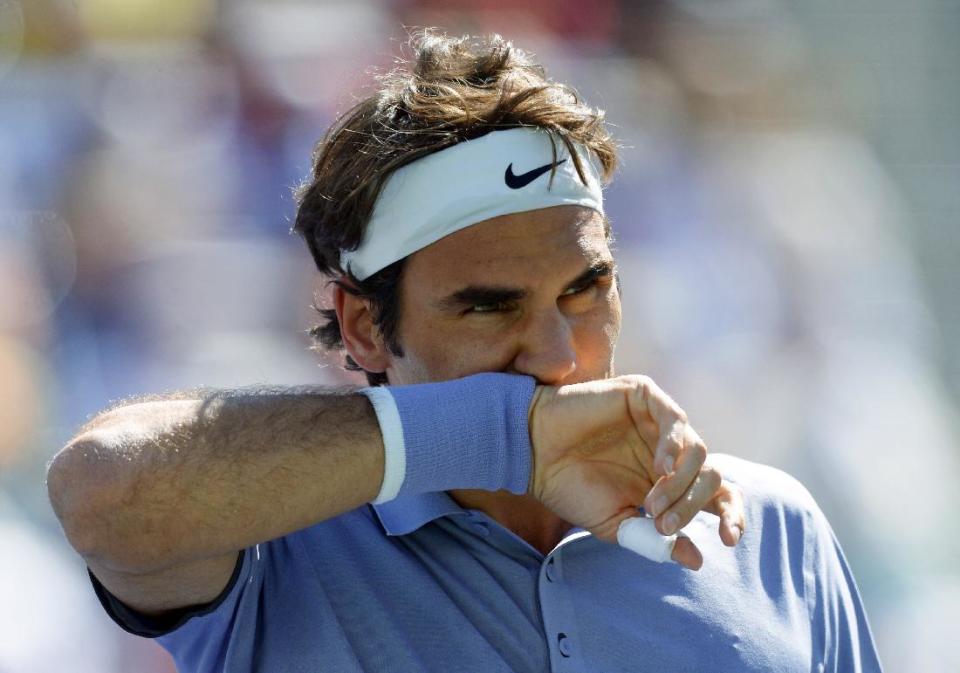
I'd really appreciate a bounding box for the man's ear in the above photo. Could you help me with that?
[333,284,390,373]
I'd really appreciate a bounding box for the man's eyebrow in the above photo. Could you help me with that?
[434,285,528,312]
[433,259,616,312]
[565,259,616,290]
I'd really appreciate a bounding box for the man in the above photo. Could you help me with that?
[47,32,882,672]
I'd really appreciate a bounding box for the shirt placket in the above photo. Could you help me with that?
[538,547,585,672]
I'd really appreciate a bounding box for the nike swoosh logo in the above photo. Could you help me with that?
[504,159,567,189]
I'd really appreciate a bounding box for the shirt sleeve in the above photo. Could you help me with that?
[806,498,885,672]
[713,453,884,672]
[88,550,248,638]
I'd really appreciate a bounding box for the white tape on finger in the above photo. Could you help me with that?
[617,517,677,563]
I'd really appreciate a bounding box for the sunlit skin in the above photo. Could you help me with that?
[337,205,703,564]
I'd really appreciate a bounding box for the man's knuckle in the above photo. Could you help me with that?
[677,499,698,522]
[702,467,722,490]
[689,441,707,464]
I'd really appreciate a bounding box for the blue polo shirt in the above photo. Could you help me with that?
[91,455,882,672]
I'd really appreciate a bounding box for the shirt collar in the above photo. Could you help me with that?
[371,491,467,536]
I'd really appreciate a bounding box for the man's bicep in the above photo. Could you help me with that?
[88,551,244,636]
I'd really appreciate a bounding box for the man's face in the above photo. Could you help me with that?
[383,205,621,387]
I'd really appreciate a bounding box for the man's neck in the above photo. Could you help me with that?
[448,488,573,556]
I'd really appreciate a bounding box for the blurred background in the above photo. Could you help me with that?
[1,0,958,671]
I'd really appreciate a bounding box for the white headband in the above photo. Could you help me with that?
[341,127,605,280]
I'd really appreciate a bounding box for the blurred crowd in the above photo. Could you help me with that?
[1,1,958,672]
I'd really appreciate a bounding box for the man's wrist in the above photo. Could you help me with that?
[526,384,547,498]
[361,373,536,502]
[361,387,406,504]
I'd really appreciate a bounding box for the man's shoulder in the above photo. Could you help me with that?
[706,454,841,571]
[708,453,821,519]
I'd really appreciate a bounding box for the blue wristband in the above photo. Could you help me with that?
[364,373,536,500]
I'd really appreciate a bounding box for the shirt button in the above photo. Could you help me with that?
[471,522,490,537]
[557,633,573,657]
[545,558,558,582]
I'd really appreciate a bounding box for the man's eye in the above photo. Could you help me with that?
[468,302,509,314]
[561,282,592,297]
[562,274,614,298]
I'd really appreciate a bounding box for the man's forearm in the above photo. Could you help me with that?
[47,386,384,574]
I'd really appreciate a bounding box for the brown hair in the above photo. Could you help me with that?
[292,30,618,385]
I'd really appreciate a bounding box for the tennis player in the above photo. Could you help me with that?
[48,31,882,672]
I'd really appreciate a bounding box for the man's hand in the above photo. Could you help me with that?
[528,375,745,570]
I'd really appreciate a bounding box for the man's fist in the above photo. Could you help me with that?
[527,375,745,570]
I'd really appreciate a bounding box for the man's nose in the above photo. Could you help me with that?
[512,308,578,386]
